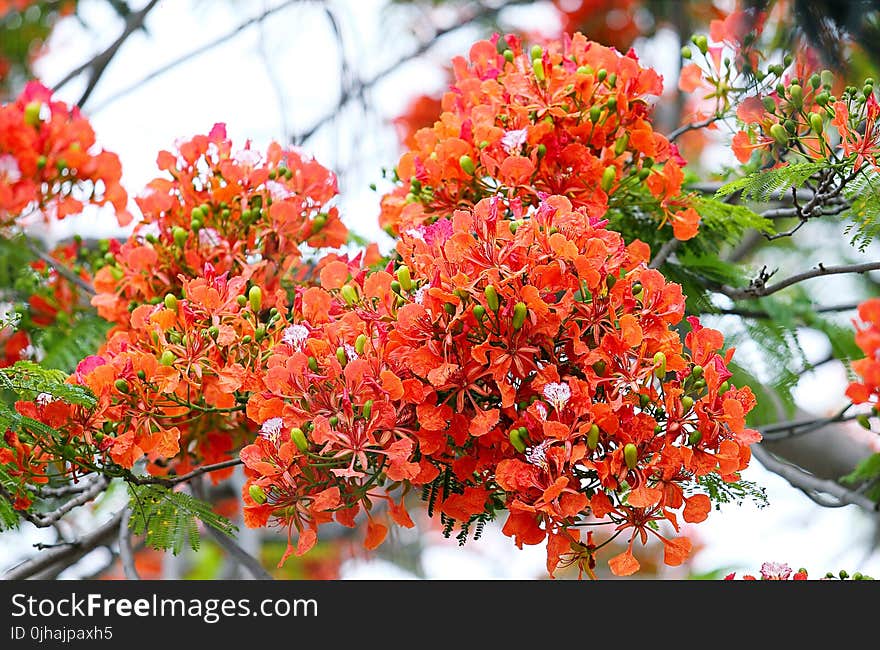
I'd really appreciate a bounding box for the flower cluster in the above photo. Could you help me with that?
[242,194,758,575]
[14,125,348,482]
[380,33,700,241]
[846,298,880,408]
[0,81,129,227]
[724,562,808,580]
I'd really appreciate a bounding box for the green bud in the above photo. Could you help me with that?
[473,305,486,321]
[312,213,327,230]
[857,414,872,430]
[136,370,146,381]
[600,165,616,192]
[532,57,545,82]
[340,284,358,305]
[512,301,527,331]
[443,302,456,315]
[249,484,267,504]
[821,69,834,88]
[614,132,629,156]
[248,285,262,312]
[390,280,402,294]
[809,112,824,134]
[624,443,638,469]
[536,143,547,159]
[362,399,373,420]
[242,335,252,344]
[308,356,319,372]
[396,265,412,291]
[593,360,607,376]
[637,168,650,181]
[208,325,219,339]
[762,95,776,112]
[459,154,476,175]
[190,207,204,221]
[681,396,694,412]
[236,295,247,308]
[36,155,47,169]
[809,73,821,89]
[607,72,617,87]
[587,424,600,450]
[159,350,176,366]
[688,430,702,445]
[503,49,514,63]
[329,415,339,427]
[114,379,130,393]
[719,381,730,394]
[693,34,708,54]
[23,101,42,127]
[788,84,803,107]
[530,44,543,60]
[839,570,849,580]
[681,46,692,59]
[164,293,178,312]
[784,118,797,134]
[606,96,617,112]
[172,227,188,248]
[355,334,367,355]
[577,65,593,75]
[509,428,527,453]
[653,351,667,378]
[589,106,601,123]
[597,69,607,82]
[769,123,789,145]
[484,285,500,312]
[691,365,703,378]
[336,346,347,366]
[291,427,309,452]
[509,219,522,234]
[190,218,203,232]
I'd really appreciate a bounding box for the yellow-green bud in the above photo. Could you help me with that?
[601,165,616,192]
[291,427,309,452]
[248,285,262,312]
[587,424,600,450]
[688,430,702,445]
[653,351,667,378]
[308,356,319,372]
[484,285,500,312]
[788,84,803,107]
[512,301,527,330]
[164,294,178,311]
[362,399,373,421]
[396,265,412,291]
[159,350,176,366]
[340,284,358,305]
[530,44,542,60]
[23,101,42,127]
[114,379,130,393]
[459,154,475,175]
[681,46,692,59]
[249,484,267,504]
[532,57,545,81]
[857,414,872,430]
[473,305,486,321]
[681,396,694,412]
[509,428,527,453]
[355,333,367,355]
[614,133,629,156]
[172,226,188,248]
[809,112,824,134]
[769,123,789,145]
[624,443,638,469]
[336,346,347,366]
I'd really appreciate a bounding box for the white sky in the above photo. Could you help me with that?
[1,0,877,579]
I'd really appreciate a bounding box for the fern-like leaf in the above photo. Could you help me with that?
[715,161,826,202]
[0,361,95,407]
[127,483,237,555]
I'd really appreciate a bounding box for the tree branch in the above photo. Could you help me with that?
[649,238,679,269]
[759,405,858,441]
[3,509,124,580]
[711,301,859,319]
[26,239,95,296]
[1,476,108,528]
[53,0,161,107]
[717,261,880,300]
[118,506,140,580]
[122,458,242,488]
[87,0,302,114]
[751,444,878,511]
[666,115,723,142]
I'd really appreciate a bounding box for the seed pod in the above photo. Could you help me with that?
[809,112,824,134]
[114,379,130,393]
[512,302,528,330]
[688,430,702,445]
[681,396,694,412]
[624,443,638,469]
[172,227,188,248]
[362,399,373,420]
[600,165,616,192]
[769,123,789,145]
[459,154,476,175]
[484,285,500,312]
[291,427,309,452]
[164,294,178,311]
[336,346,347,366]
[587,424,600,450]
[308,356,319,372]
[249,485,267,504]
[159,350,176,366]
[355,334,367,355]
[396,265,413,291]
[340,284,358,305]
[509,428,527,453]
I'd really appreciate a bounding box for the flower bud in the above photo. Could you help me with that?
[114,379,130,393]
[355,333,367,355]
[688,430,702,445]
[248,285,262,312]
[788,84,803,107]
[308,356,319,372]
[336,346,347,366]
[503,49,514,63]
[396,265,413,291]
[614,132,629,156]
[624,443,638,469]
[484,285,500,312]
[681,396,694,412]
[532,57,545,81]
[459,154,475,175]
[159,350,176,366]
[762,96,776,112]
[536,143,547,159]
[362,399,373,420]
[653,351,667,377]
[530,44,543,60]
[329,415,339,427]
[291,427,309,452]
[340,284,358,305]
[473,305,486,321]
[172,226,188,248]
[249,485,267,504]
[769,123,789,145]
[692,34,708,54]
[857,414,872,430]
[23,101,42,127]
[587,424,600,450]
[164,294,178,311]
[390,280,402,294]
[512,302,527,330]
[809,112,824,134]
[681,46,692,59]
[597,69,607,82]
[589,106,601,123]
[509,428,527,453]
[601,165,616,192]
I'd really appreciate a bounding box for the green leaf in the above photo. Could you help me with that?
[0,361,96,407]
[694,472,769,509]
[127,484,238,555]
[841,453,880,486]
[716,161,826,202]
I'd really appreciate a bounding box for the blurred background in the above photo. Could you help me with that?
[2,0,880,579]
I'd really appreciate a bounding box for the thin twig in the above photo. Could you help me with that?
[26,239,95,295]
[0,476,109,528]
[118,506,140,580]
[751,444,878,511]
[759,405,857,440]
[122,458,242,488]
[88,0,302,114]
[666,115,723,142]
[648,238,679,269]
[53,0,161,107]
[711,301,859,319]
